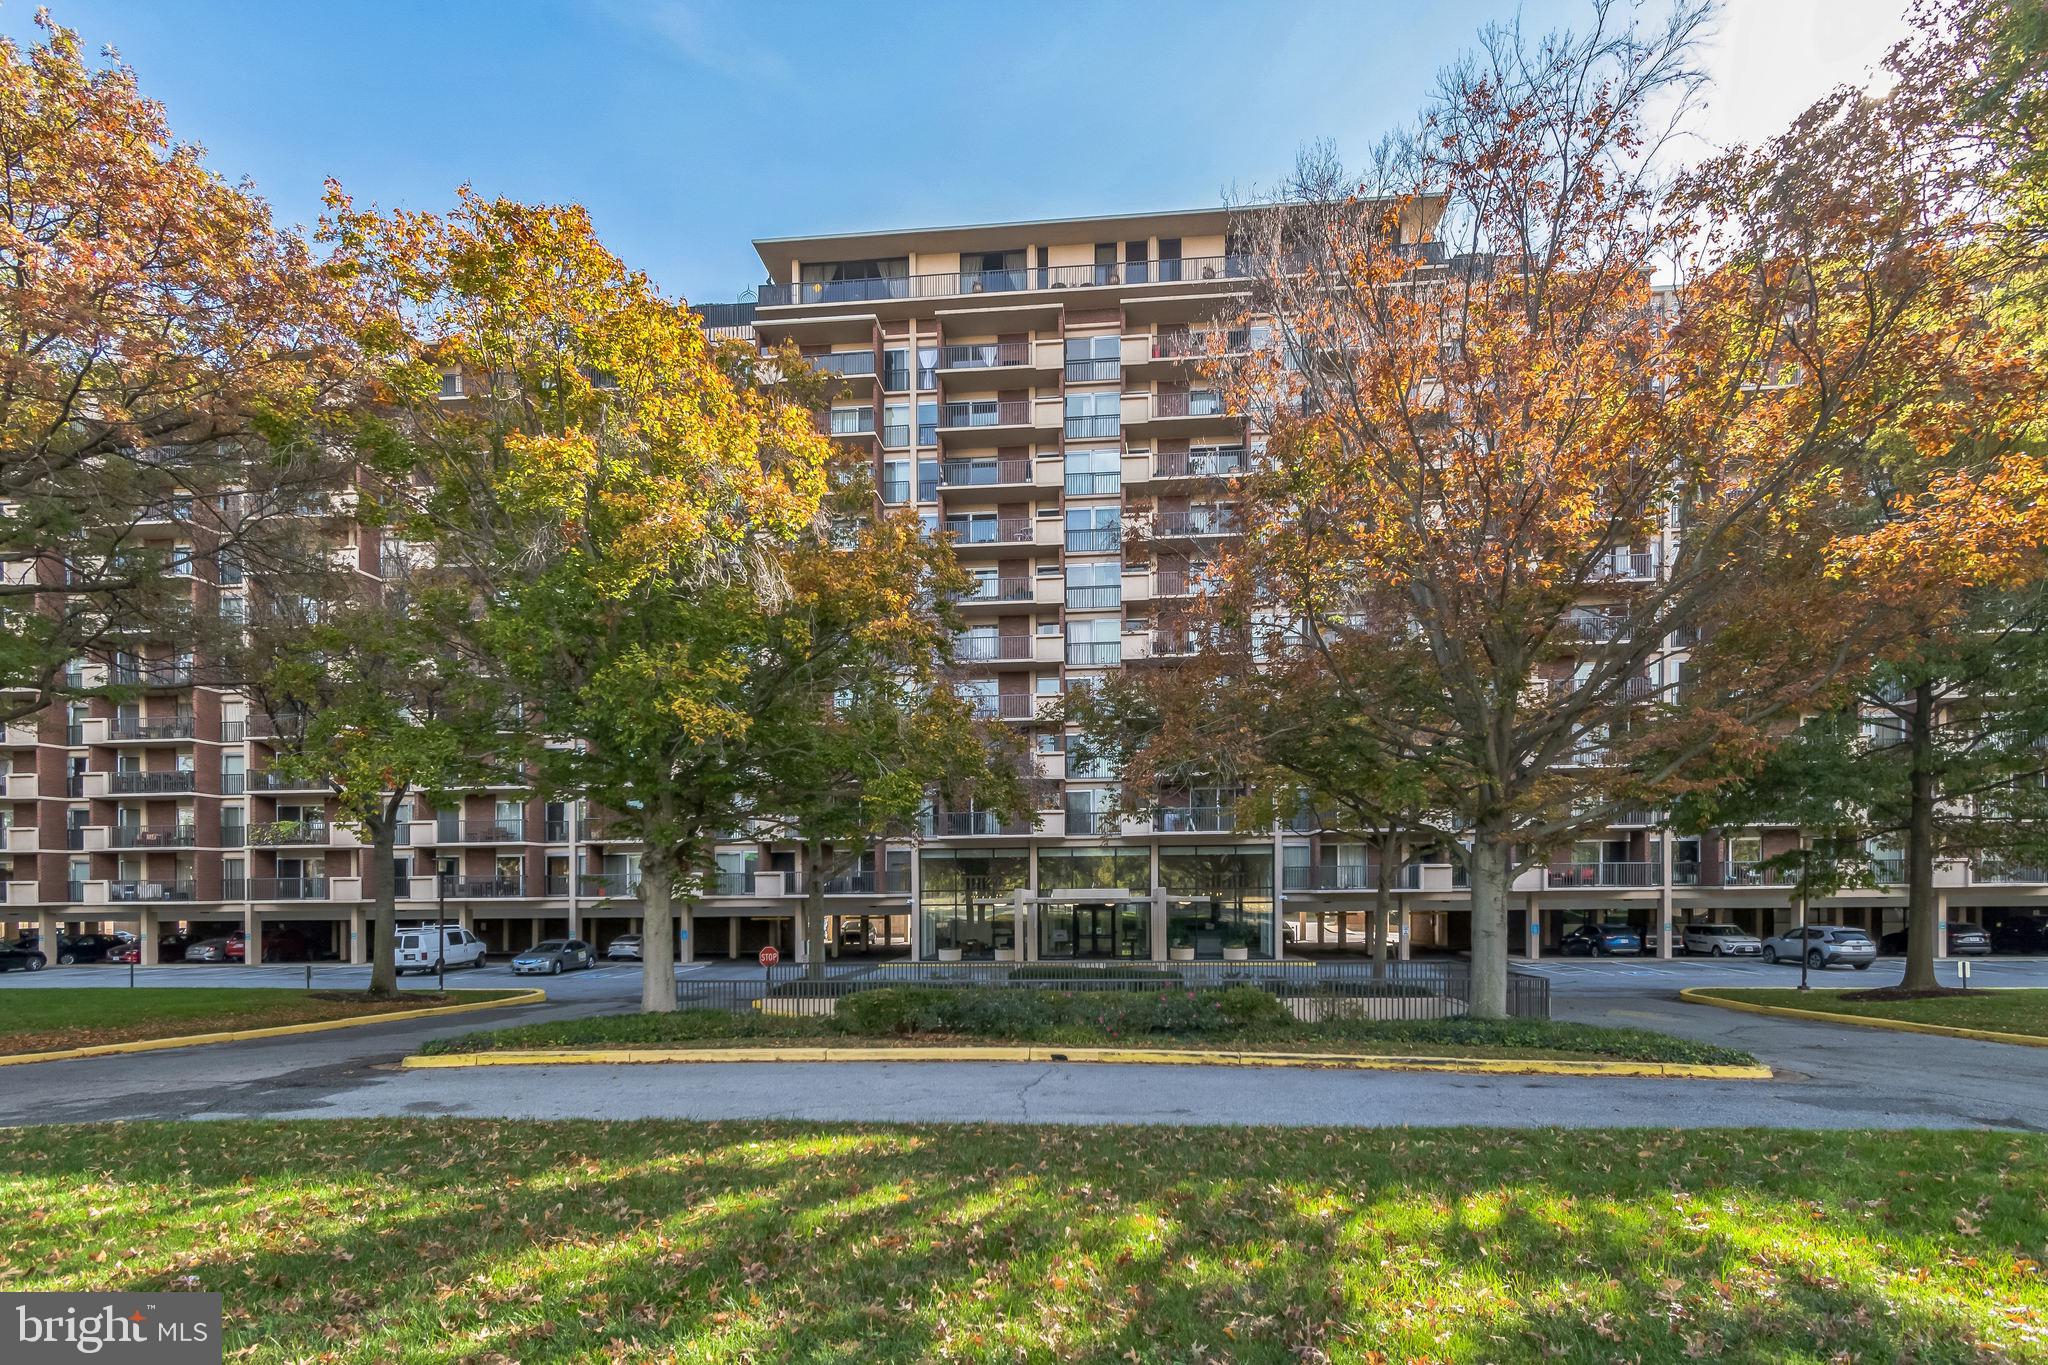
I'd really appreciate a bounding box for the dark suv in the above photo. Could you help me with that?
[1991,917,2048,954]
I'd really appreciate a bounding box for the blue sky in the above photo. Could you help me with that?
[4,0,1906,305]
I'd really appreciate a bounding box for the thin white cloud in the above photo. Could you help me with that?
[591,0,792,85]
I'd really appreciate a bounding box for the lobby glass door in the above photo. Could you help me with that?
[1038,900,1148,959]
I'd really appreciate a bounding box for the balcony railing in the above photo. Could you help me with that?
[109,717,196,741]
[1714,860,1787,887]
[249,877,327,900]
[757,255,1265,307]
[109,770,196,794]
[827,408,875,437]
[247,819,330,846]
[939,458,1029,487]
[577,874,640,898]
[110,824,196,849]
[248,769,325,792]
[544,819,570,841]
[1064,358,1120,383]
[935,810,1030,837]
[810,869,911,895]
[1064,642,1121,667]
[809,350,877,378]
[1152,328,1253,359]
[219,720,246,742]
[1149,631,1204,658]
[1281,864,1430,891]
[937,342,1027,370]
[1545,861,1658,888]
[109,666,195,688]
[1155,447,1245,478]
[965,578,1033,604]
[108,879,196,902]
[456,818,526,842]
[709,870,756,895]
[1155,510,1240,537]
[1156,390,1229,419]
[438,875,527,898]
[966,693,1035,721]
[954,635,1033,663]
[1976,863,2048,884]
[220,774,245,795]
[1064,414,1120,440]
[1156,808,1234,833]
[943,518,1033,546]
[938,399,1028,430]
[1064,586,1121,610]
[1065,527,1121,553]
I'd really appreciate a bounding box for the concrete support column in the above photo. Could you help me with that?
[678,905,694,964]
[1150,891,1168,965]
[36,911,58,966]
[136,907,157,968]
[1935,891,1949,960]
[349,905,367,964]
[1396,905,1412,961]
[793,904,810,965]
[242,907,261,965]
[727,916,738,960]
[455,904,474,933]
[529,916,541,950]
[1657,833,1675,959]
[907,845,924,962]
[1525,898,1542,960]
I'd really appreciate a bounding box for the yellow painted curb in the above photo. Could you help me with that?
[1681,986,2048,1048]
[404,1043,1769,1080]
[0,990,547,1068]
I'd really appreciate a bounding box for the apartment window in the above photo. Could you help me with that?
[917,457,940,502]
[221,752,244,795]
[829,406,874,436]
[881,460,910,505]
[960,250,1026,292]
[1065,392,1119,440]
[218,594,246,625]
[881,402,910,447]
[1065,617,1121,667]
[882,348,910,392]
[916,346,938,389]
[1093,242,1119,285]
[1158,238,1182,281]
[916,400,938,446]
[216,552,244,586]
[1064,448,1120,496]
[1065,334,1120,384]
[438,371,463,399]
[1065,506,1120,553]
[1065,562,1121,610]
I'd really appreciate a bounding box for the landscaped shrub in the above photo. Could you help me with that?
[831,985,1292,1040]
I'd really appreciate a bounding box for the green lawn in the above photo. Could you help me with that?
[1699,987,2048,1039]
[420,992,1758,1067]
[0,987,524,1055]
[1,1122,2042,1361]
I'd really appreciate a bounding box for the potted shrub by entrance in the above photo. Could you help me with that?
[1167,923,1195,962]
[1221,923,1252,962]
[936,945,963,962]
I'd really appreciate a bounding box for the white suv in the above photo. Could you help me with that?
[394,925,488,974]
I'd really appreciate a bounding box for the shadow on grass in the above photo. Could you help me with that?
[0,1123,2042,1361]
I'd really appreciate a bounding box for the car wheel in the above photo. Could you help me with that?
[472,953,487,969]
[24,957,42,972]
[1853,962,1871,970]
[1762,946,1778,964]
[1807,949,1826,970]
[549,960,562,975]
[57,952,75,965]
[1710,944,1723,958]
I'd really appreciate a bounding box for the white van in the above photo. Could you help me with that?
[394,925,488,974]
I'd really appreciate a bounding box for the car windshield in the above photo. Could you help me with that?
[529,941,567,952]
[1695,926,1734,935]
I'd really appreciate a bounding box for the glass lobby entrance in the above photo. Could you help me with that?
[1036,899,1149,959]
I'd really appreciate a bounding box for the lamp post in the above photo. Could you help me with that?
[1796,835,1812,993]
[437,873,447,994]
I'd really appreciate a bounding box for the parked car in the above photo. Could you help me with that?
[183,933,243,963]
[0,942,46,972]
[20,932,124,965]
[259,927,311,962]
[1681,923,1764,957]
[1762,925,1877,969]
[1559,923,1644,956]
[394,925,488,974]
[510,939,595,975]
[604,934,643,961]
[1878,922,1991,956]
[1991,916,2048,954]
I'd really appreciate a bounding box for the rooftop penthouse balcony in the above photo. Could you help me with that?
[757,255,1264,309]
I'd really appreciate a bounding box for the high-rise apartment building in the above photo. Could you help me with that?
[3,206,2041,967]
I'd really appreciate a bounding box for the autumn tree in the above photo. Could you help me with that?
[1213,1,2046,1016]
[322,189,836,1011]
[0,14,348,723]
[747,513,1030,981]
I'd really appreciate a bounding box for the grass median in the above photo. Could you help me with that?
[1,1120,2042,1361]
[1695,987,2048,1040]
[0,987,527,1056]
[420,986,1758,1066]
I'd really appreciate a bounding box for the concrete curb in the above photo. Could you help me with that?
[1680,986,2048,1048]
[0,989,548,1068]
[404,1043,1771,1080]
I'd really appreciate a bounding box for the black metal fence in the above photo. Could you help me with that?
[674,959,1548,1022]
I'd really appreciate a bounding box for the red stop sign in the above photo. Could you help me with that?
[757,945,780,967]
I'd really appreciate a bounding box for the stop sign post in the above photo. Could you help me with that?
[758,943,779,997]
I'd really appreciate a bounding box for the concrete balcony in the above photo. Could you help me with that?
[5,773,40,800]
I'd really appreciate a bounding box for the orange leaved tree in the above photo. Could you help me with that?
[1216,3,2045,1016]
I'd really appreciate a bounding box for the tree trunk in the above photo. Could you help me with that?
[639,844,679,1012]
[1371,833,1398,980]
[803,836,828,981]
[365,810,399,999]
[1900,677,1942,992]
[1467,830,1512,1019]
